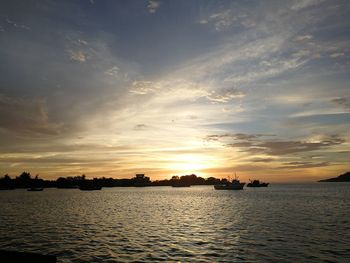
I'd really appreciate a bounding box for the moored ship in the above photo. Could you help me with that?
[172,181,191,187]
[27,188,43,191]
[79,185,102,191]
[247,180,269,187]
[214,175,245,190]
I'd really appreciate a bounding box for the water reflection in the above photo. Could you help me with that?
[0,184,349,262]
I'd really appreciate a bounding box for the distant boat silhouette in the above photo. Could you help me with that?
[171,181,191,187]
[247,180,269,187]
[79,185,102,191]
[214,173,245,190]
[27,188,43,191]
[57,185,78,189]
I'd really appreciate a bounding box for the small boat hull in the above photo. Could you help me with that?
[27,188,43,191]
[214,182,245,190]
[79,186,102,191]
[172,183,191,187]
[247,180,269,187]
[248,183,269,187]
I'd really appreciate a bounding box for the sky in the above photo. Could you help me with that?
[0,0,349,182]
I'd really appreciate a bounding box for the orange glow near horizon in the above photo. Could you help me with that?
[2,153,348,183]
[166,154,213,175]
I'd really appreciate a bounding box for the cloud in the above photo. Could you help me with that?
[132,79,245,106]
[130,81,158,95]
[206,88,245,103]
[223,56,309,85]
[0,94,63,136]
[134,124,148,130]
[147,1,160,14]
[291,0,324,11]
[0,155,113,165]
[64,34,93,63]
[205,133,272,142]
[228,141,254,147]
[199,19,208,25]
[199,10,255,31]
[207,133,345,156]
[292,49,311,58]
[187,1,348,92]
[68,50,87,62]
[250,158,275,163]
[127,76,246,108]
[295,35,313,42]
[105,66,119,76]
[329,52,345,58]
[1,15,30,31]
[278,161,329,169]
[77,39,88,45]
[331,97,350,111]
[259,138,343,155]
[207,10,236,31]
[65,34,89,47]
[0,142,132,154]
[174,33,312,93]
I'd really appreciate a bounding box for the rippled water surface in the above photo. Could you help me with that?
[1,184,350,262]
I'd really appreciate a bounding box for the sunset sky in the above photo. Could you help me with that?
[0,0,349,182]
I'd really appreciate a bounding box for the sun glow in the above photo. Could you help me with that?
[168,154,212,174]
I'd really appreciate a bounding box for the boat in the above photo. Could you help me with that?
[79,185,102,191]
[247,180,269,187]
[57,185,78,189]
[27,188,43,191]
[214,174,245,190]
[172,182,191,187]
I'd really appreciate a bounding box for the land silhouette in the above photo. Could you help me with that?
[2,171,349,190]
[0,172,225,190]
[318,171,350,182]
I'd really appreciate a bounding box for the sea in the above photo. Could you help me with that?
[0,183,349,262]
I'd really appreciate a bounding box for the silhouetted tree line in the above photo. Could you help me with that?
[152,174,224,186]
[0,172,227,189]
[0,172,56,189]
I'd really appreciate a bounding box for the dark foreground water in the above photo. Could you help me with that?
[0,184,349,262]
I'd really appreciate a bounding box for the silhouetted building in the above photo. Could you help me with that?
[134,173,151,187]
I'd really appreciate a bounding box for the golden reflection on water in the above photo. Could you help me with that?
[0,184,349,262]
